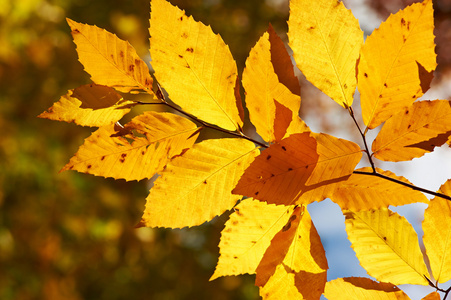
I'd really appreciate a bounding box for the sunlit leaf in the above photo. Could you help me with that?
[373,100,451,162]
[423,179,451,283]
[67,19,153,93]
[324,277,411,300]
[38,84,135,127]
[140,138,258,228]
[243,26,301,142]
[422,292,441,300]
[150,0,243,131]
[344,208,429,285]
[210,199,294,280]
[358,0,436,129]
[61,112,199,180]
[256,206,327,300]
[332,167,429,210]
[288,0,363,107]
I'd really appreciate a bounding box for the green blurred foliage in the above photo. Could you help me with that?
[0,0,291,299]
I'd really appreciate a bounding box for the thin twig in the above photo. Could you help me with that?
[348,107,376,172]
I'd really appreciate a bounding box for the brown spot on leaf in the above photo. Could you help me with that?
[364,73,368,78]
[288,168,293,171]
[178,54,183,59]
[383,236,387,241]
[266,155,271,160]
[129,65,135,72]
[407,124,411,129]
[255,191,259,196]
[232,220,238,225]
[344,84,348,89]
[119,51,124,58]
[384,83,388,87]
[282,146,287,151]
[186,47,194,53]
[179,16,184,21]
[72,29,80,34]
[233,256,238,259]
[308,26,315,30]
[401,18,406,26]
[203,180,207,184]
[101,156,105,161]
[87,164,92,169]
[181,32,188,38]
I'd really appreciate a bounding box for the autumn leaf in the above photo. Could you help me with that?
[344,208,429,285]
[332,167,429,210]
[358,0,436,129]
[422,292,441,300]
[243,25,302,142]
[257,206,328,300]
[288,0,363,107]
[233,132,361,205]
[38,84,135,127]
[67,19,153,94]
[324,277,411,300]
[139,138,258,228]
[61,111,199,181]
[372,100,451,162]
[210,199,295,280]
[423,179,451,283]
[149,0,243,131]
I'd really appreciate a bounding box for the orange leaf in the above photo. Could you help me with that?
[422,292,441,300]
[232,132,318,205]
[288,0,363,107]
[61,112,199,181]
[324,277,411,300]
[358,0,436,129]
[273,100,293,142]
[38,84,135,127]
[423,179,451,283]
[243,26,302,142]
[67,19,153,93]
[332,167,429,210]
[150,0,242,131]
[372,100,451,162]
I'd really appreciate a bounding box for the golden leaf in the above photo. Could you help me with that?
[150,0,242,131]
[140,138,258,228]
[61,112,199,181]
[243,26,302,142]
[67,19,153,93]
[423,179,451,283]
[288,0,363,107]
[358,0,436,129]
[38,84,135,127]
[210,199,294,280]
[344,208,429,285]
[372,100,451,162]
[332,167,429,210]
[324,277,411,300]
[256,206,327,300]
[422,292,441,300]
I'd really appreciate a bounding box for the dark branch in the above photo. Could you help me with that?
[348,107,376,172]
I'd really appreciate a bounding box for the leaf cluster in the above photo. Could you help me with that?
[40,0,451,298]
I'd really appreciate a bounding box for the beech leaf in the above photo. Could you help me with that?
[344,208,430,285]
[372,100,451,162]
[288,0,363,107]
[422,179,451,283]
[324,277,411,300]
[61,112,199,181]
[358,0,436,129]
[67,18,153,93]
[38,84,135,127]
[140,138,259,228]
[150,0,243,131]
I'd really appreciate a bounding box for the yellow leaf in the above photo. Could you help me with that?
[233,132,361,205]
[423,179,451,283]
[344,208,429,285]
[38,84,135,127]
[372,100,451,162]
[358,0,436,129]
[306,133,362,185]
[324,277,411,300]
[243,26,301,142]
[67,19,153,93]
[259,264,327,300]
[288,0,363,107]
[332,167,429,210]
[150,0,242,131]
[210,199,294,280]
[422,292,441,300]
[61,112,199,181]
[140,138,258,228]
[256,206,328,300]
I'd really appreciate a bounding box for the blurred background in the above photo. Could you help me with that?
[0,0,450,299]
